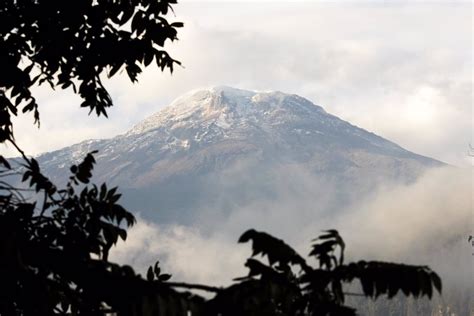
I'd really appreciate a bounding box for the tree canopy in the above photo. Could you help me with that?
[0,0,182,144]
[0,1,443,315]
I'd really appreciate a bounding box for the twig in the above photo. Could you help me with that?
[166,282,222,293]
[8,139,32,167]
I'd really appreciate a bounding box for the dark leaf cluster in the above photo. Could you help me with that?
[1,151,136,314]
[209,229,442,316]
[0,0,182,143]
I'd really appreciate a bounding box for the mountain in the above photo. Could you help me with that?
[30,87,471,314]
[37,86,443,223]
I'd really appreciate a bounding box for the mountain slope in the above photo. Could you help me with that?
[37,86,443,223]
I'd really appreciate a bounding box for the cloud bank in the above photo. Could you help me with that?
[110,166,472,291]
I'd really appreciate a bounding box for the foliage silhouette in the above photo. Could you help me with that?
[0,154,443,315]
[0,0,182,143]
[0,1,443,315]
[203,229,441,316]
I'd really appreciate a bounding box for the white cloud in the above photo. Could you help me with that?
[110,220,249,285]
[110,166,472,289]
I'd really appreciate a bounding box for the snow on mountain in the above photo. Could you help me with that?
[37,86,443,223]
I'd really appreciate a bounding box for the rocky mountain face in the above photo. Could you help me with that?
[37,86,443,223]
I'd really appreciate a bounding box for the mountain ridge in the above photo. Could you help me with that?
[40,86,441,164]
[34,86,443,222]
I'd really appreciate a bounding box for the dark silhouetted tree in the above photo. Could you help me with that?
[0,0,182,143]
[0,1,442,315]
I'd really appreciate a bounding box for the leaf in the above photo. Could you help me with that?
[360,274,374,297]
[74,151,98,183]
[431,271,442,294]
[238,229,309,271]
[170,22,184,28]
[0,155,11,169]
[311,230,345,267]
[108,63,122,78]
[131,10,144,34]
[158,274,172,282]
[147,266,154,281]
[100,183,107,200]
[22,99,35,113]
[117,227,127,241]
[70,165,78,174]
[154,261,161,277]
[143,50,154,67]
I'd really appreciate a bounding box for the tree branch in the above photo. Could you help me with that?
[166,282,222,293]
[8,138,31,166]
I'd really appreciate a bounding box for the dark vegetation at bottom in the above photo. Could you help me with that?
[0,151,442,316]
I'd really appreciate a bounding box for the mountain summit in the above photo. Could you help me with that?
[126,86,328,137]
[127,86,403,152]
[38,87,442,222]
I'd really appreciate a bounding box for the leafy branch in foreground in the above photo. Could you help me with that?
[0,0,182,144]
[203,229,441,316]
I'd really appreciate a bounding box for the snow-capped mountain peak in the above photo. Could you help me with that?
[126,86,326,137]
[38,86,441,206]
[36,86,443,223]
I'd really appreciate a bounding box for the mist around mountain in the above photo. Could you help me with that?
[31,86,471,314]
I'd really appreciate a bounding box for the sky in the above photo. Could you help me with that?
[3,1,472,167]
